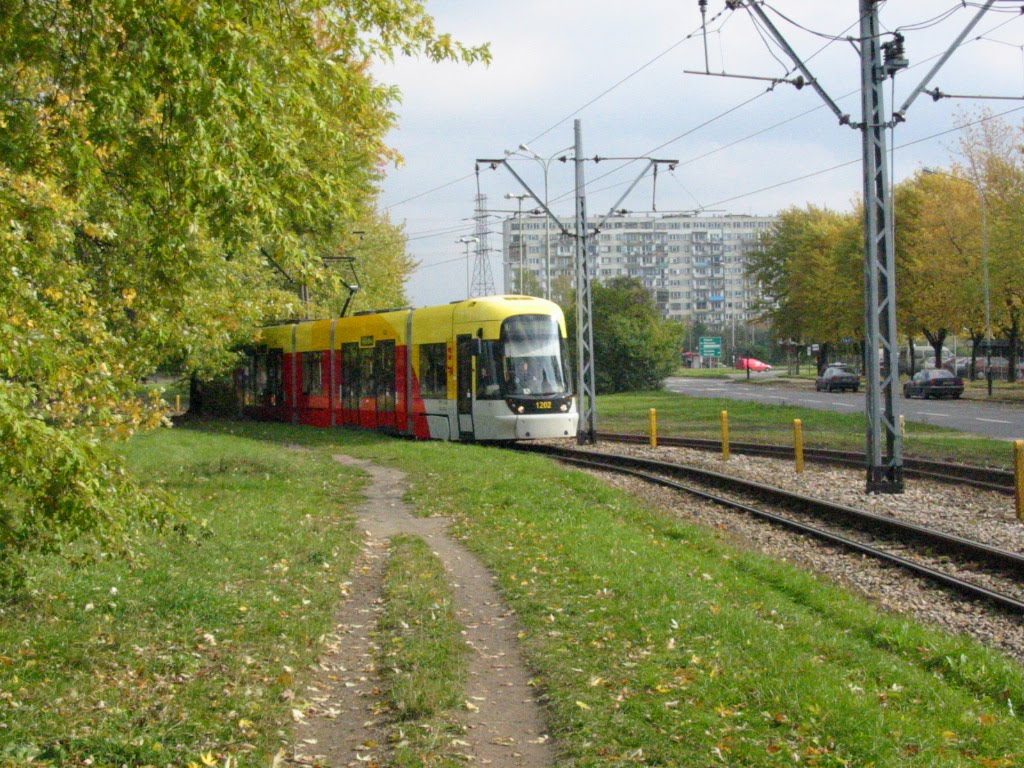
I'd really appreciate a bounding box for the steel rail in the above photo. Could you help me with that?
[598,432,1015,494]
[516,443,1024,614]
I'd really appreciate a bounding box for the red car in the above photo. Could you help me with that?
[736,357,772,372]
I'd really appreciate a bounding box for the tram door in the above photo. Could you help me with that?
[456,334,474,440]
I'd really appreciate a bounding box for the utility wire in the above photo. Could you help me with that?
[536,7,1017,213]
[404,223,478,242]
[388,14,721,213]
[405,10,1023,281]
[747,9,793,74]
[702,104,1024,210]
[537,7,863,209]
[410,102,1023,255]
[395,4,1020,234]
[760,0,868,41]
[524,9,727,146]
[385,173,474,211]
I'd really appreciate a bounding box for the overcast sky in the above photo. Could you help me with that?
[375,1,1024,307]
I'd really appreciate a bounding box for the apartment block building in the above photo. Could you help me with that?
[501,212,776,325]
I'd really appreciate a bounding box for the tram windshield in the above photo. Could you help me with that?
[476,314,570,399]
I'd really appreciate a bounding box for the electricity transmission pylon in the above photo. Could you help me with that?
[471,193,496,297]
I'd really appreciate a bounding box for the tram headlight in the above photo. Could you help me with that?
[559,404,568,412]
[516,405,525,414]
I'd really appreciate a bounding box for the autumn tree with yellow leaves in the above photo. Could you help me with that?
[0,0,487,591]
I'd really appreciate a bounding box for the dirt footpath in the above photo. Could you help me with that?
[288,455,554,767]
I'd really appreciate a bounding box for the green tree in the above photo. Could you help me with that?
[565,277,684,393]
[311,210,414,318]
[511,268,545,297]
[895,171,984,371]
[747,205,861,372]
[956,112,1024,381]
[0,0,487,587]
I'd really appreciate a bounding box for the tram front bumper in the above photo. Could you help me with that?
[510,412,578,440]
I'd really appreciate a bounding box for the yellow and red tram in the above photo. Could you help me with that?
[240,295,578,441]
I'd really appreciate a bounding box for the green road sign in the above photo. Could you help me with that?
[699,336,722,358]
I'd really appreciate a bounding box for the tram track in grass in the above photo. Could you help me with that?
[599,431,1016,495]
[515,442,1024,616]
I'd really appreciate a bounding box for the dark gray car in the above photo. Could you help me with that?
[903,369,964,399]
[815,366,860,393]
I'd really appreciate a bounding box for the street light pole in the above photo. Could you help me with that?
[515,144,571,300]
[457,236,478,297]
[504,193,530,293]
[980,188,993,396]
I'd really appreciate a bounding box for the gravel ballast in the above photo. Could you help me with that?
[576,441,1024,665]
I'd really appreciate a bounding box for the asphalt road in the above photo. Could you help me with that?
[664,375,1024,441]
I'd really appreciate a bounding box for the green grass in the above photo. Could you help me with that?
[380,536,469,767]
[599,390,1019,469]
[396,438,1024,767]
[0,428,364,767]
[207,422,1024,767]
[3,421,1024,767]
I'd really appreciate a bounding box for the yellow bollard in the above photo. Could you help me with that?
[176,394,181,413]
[649,408,658,448]
[1015,440,1024,523]
[794,418,804,473]
[721,410,730,460]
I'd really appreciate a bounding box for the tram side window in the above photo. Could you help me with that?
[341,342,359,409]
[375,341,396,410]
[359,346,375,401]
[266,350,284,404]
[419,343,448,399]
[302,352,323,395]
[246,353,267,405]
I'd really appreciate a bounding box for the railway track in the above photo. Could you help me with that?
[517,442,1024,615]
[599,432,1016,494]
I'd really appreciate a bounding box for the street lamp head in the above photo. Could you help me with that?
[458,236,478,244]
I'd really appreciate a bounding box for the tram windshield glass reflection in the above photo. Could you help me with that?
[483,315,569,397]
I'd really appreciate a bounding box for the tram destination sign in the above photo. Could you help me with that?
[698,336,722,358]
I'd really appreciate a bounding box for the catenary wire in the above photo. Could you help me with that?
[538,8,864,209]
[701,104,1024,210]
[396,6,1020,240]
[385,173,474,212]
[746,7,793,74]
[524,9,728,147]
[404,9,1022,279]
[387,13,725,214]
[537,8,1017,213]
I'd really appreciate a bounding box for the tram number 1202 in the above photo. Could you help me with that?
[536,401,552,410]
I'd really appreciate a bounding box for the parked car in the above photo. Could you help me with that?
[903,369,964,399]
[979,356,1024,380]
[942,357,972,378]
[815,366,860,392]
[736,357,772,372]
